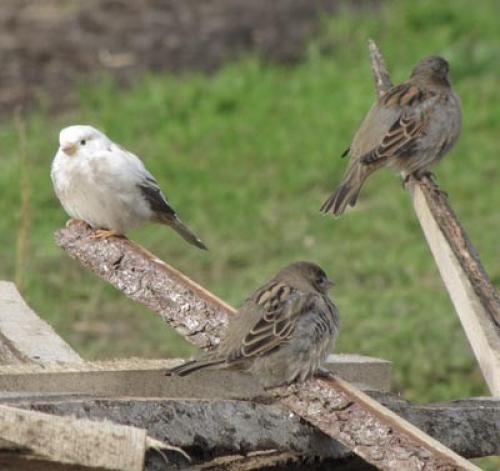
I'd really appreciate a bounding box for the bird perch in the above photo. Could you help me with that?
[55,220,478,470]
[368,39,500,395]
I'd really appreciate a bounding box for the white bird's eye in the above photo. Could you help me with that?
[80,139,87,145]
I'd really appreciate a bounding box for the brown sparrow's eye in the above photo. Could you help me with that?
[80,139,86,145]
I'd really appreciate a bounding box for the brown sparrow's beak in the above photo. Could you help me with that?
[325,279,335,290]
[61,143,77,156]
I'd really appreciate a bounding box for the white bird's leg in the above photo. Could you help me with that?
[90,229,124,240]
[65,218,87,228]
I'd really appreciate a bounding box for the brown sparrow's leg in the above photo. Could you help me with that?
[315,367,335,380]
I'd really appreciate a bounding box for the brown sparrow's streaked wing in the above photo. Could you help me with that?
[228,283,309,360]
[166,261,340,387]
[360,84,433,165]
[321,56,461,217]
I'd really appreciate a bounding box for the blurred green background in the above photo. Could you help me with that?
[1,0,499,414]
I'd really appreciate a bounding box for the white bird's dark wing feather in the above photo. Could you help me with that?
[109,143,178,218]
[137,177,177,217]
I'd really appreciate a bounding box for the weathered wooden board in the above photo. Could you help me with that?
[1,394,497,460]
[409,181,500,395]
[0,404,148,471]
[0,354,390,396]
[0,282,83,365]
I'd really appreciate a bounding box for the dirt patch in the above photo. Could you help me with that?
[0,0,380,120]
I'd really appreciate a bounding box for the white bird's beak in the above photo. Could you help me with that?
[61,143,77,156]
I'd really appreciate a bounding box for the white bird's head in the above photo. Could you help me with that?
[58,125,112,158]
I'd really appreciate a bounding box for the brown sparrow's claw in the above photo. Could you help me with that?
[402,174,413,188]
[419,170,437,183]
[90,229,123,240]
[419,171,448,198]
[315,367,335,380]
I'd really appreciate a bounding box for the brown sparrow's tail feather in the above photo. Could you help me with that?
[160,215,208,250]
[320,162,370,216]
[165,358,225,377]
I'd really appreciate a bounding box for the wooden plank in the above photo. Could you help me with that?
[0,359,264,399]
[0,282,83,365]
[0,354,390,396]
[409,179,500,395]
[2,395,498,460]
[55,222,479,470]
[0,455,92,471]
[411,179,500,327]
[278,378,480,470]
[0,404,148,471]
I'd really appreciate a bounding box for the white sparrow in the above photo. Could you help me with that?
[166,261,340,388]
[51,125,207,249]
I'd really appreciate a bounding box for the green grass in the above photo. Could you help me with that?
[1,0,499,407]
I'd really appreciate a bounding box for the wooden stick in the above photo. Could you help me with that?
[367,40,500,394]
[55,220,232,350]
[56,222,479,470]
[368,39,393,97]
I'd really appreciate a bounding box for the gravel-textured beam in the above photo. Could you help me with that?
[1,394,497,461]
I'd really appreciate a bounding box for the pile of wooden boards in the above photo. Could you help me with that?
[0,42,498,470]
